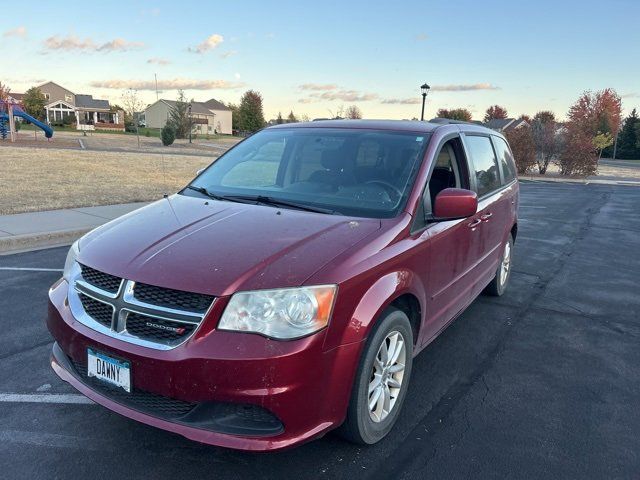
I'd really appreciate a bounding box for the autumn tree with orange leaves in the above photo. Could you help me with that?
[559,89,622,175]
[484,105,508,123]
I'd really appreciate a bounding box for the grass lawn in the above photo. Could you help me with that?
[0,146,213,215]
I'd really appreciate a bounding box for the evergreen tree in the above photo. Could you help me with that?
[238,90,265,132]
[616,109,640,159]
[287,111,298,123]
[169,90,191,139]
[276,112,284,124]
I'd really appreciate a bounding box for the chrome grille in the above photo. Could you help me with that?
[80,264,122,293]
[68,263,214,350]
[78,293,113,327]
[125,312,197,343]
[133,282,214,313]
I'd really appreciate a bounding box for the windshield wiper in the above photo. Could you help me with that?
[224,194,337,215]
[185,185,253,204]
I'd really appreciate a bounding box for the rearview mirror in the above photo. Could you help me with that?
[433,188,477,220]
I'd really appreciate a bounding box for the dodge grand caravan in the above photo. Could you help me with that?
[47,119,519,451]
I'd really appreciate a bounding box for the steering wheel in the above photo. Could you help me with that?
[364,180,403,201]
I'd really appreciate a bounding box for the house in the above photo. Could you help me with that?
[485,118,529,133]
[37,81,124,131]
[144,98,232,135]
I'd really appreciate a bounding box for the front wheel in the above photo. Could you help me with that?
[337,308,413,445]
[484,234,514,296]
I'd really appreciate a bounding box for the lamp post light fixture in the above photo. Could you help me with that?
[420,83,430,121]
[188,103,193,144]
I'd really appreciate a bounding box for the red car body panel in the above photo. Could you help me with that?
[47,121,519,451]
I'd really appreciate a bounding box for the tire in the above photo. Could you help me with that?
[484,234,514,297]
[337,307,414,445]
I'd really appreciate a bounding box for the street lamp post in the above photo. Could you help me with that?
[188,103,192,144]
[420,83,430,121]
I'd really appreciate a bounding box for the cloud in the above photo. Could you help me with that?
[310,90,379,102]
[189,34,224,53]
[220,50,238,58]
[43,35,144,52]
[298,98,314,104]
[234,72,241,79]
[299,83,339,91]
[430,83,500,92]
[147,57,171,65]
[381,97,422,105]
[414,33,428,41]
[3,26,27,38]
[90,78,245,91]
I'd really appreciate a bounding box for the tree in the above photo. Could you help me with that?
[238,90,265,132]
[616,109,640,159]
[121,88,144,140]
[0,81,9,102]
[568,89,622,138]
[226,102,240,131]
[344,105,362,119]
[276,112,284,124]
[518,114,532,124]
[531,111,563,174]
[505,125,536,174]
[168,90,191,139]
[161,124,175,146]
[558,128,598,176]
[592,132,614,159]
[22,87,47,121]
[436,108,472,121]
[287,111,298,123]
[484,105,508,123]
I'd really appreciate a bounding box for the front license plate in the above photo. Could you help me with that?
[87,348,131,392]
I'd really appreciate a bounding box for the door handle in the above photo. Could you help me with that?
[480,213,492,221]
[468,218,482,229]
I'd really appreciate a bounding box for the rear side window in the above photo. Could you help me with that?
[492,136,517,184]
[465,135,501,196]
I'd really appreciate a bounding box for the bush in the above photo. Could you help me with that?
[145,129,150,137]
[161,124,175,146]
[558,129,598,176]
[505,126,536,174]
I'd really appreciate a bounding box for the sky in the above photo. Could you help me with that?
[2,0,639,121]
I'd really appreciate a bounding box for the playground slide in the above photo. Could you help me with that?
[12,107,54,138]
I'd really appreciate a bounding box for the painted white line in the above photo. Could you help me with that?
[519,205,548,209]
[0,267,63,272]
[0,393,94,404]
[78,138,86,150]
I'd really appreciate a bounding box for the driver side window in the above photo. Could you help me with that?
[424,138,467,215]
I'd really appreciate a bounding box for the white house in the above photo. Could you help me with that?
[144,98,233,135]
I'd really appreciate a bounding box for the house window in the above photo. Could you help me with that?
[44,93,50,100]
[65,94,72,103]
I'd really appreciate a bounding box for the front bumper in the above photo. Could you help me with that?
[47,279,363,451]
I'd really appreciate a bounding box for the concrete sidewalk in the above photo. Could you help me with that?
[0,202,147,254]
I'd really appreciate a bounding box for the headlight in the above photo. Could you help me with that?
[63,240,80,281]
[218,285,337,340]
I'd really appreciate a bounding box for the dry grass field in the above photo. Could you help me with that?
[0,146,214,215]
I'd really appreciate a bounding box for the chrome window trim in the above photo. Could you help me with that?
[68,263,214,351]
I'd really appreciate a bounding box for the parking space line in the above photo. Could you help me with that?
[0,393,94,404]
[0,267,63,272]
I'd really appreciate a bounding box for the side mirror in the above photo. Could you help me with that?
[433,188,477,220]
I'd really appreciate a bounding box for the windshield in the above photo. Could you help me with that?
[185,127,430,218]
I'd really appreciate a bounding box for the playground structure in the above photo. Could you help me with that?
[0,99,54,142]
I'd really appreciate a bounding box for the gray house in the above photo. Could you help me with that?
[144,98,233,135]
[485,118,529,133]
[37,81,123,131]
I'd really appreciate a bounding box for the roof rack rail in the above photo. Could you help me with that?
[429,117,474,125]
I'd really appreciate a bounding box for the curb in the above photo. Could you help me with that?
[0,227,91,255]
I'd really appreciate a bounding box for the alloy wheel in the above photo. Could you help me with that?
[368,331,406,423]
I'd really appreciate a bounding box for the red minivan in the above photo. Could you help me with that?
[47,119,518,451]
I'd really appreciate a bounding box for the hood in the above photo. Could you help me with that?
[78,194,380,296]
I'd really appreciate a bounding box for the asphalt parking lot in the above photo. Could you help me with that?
[1,181,639,479]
